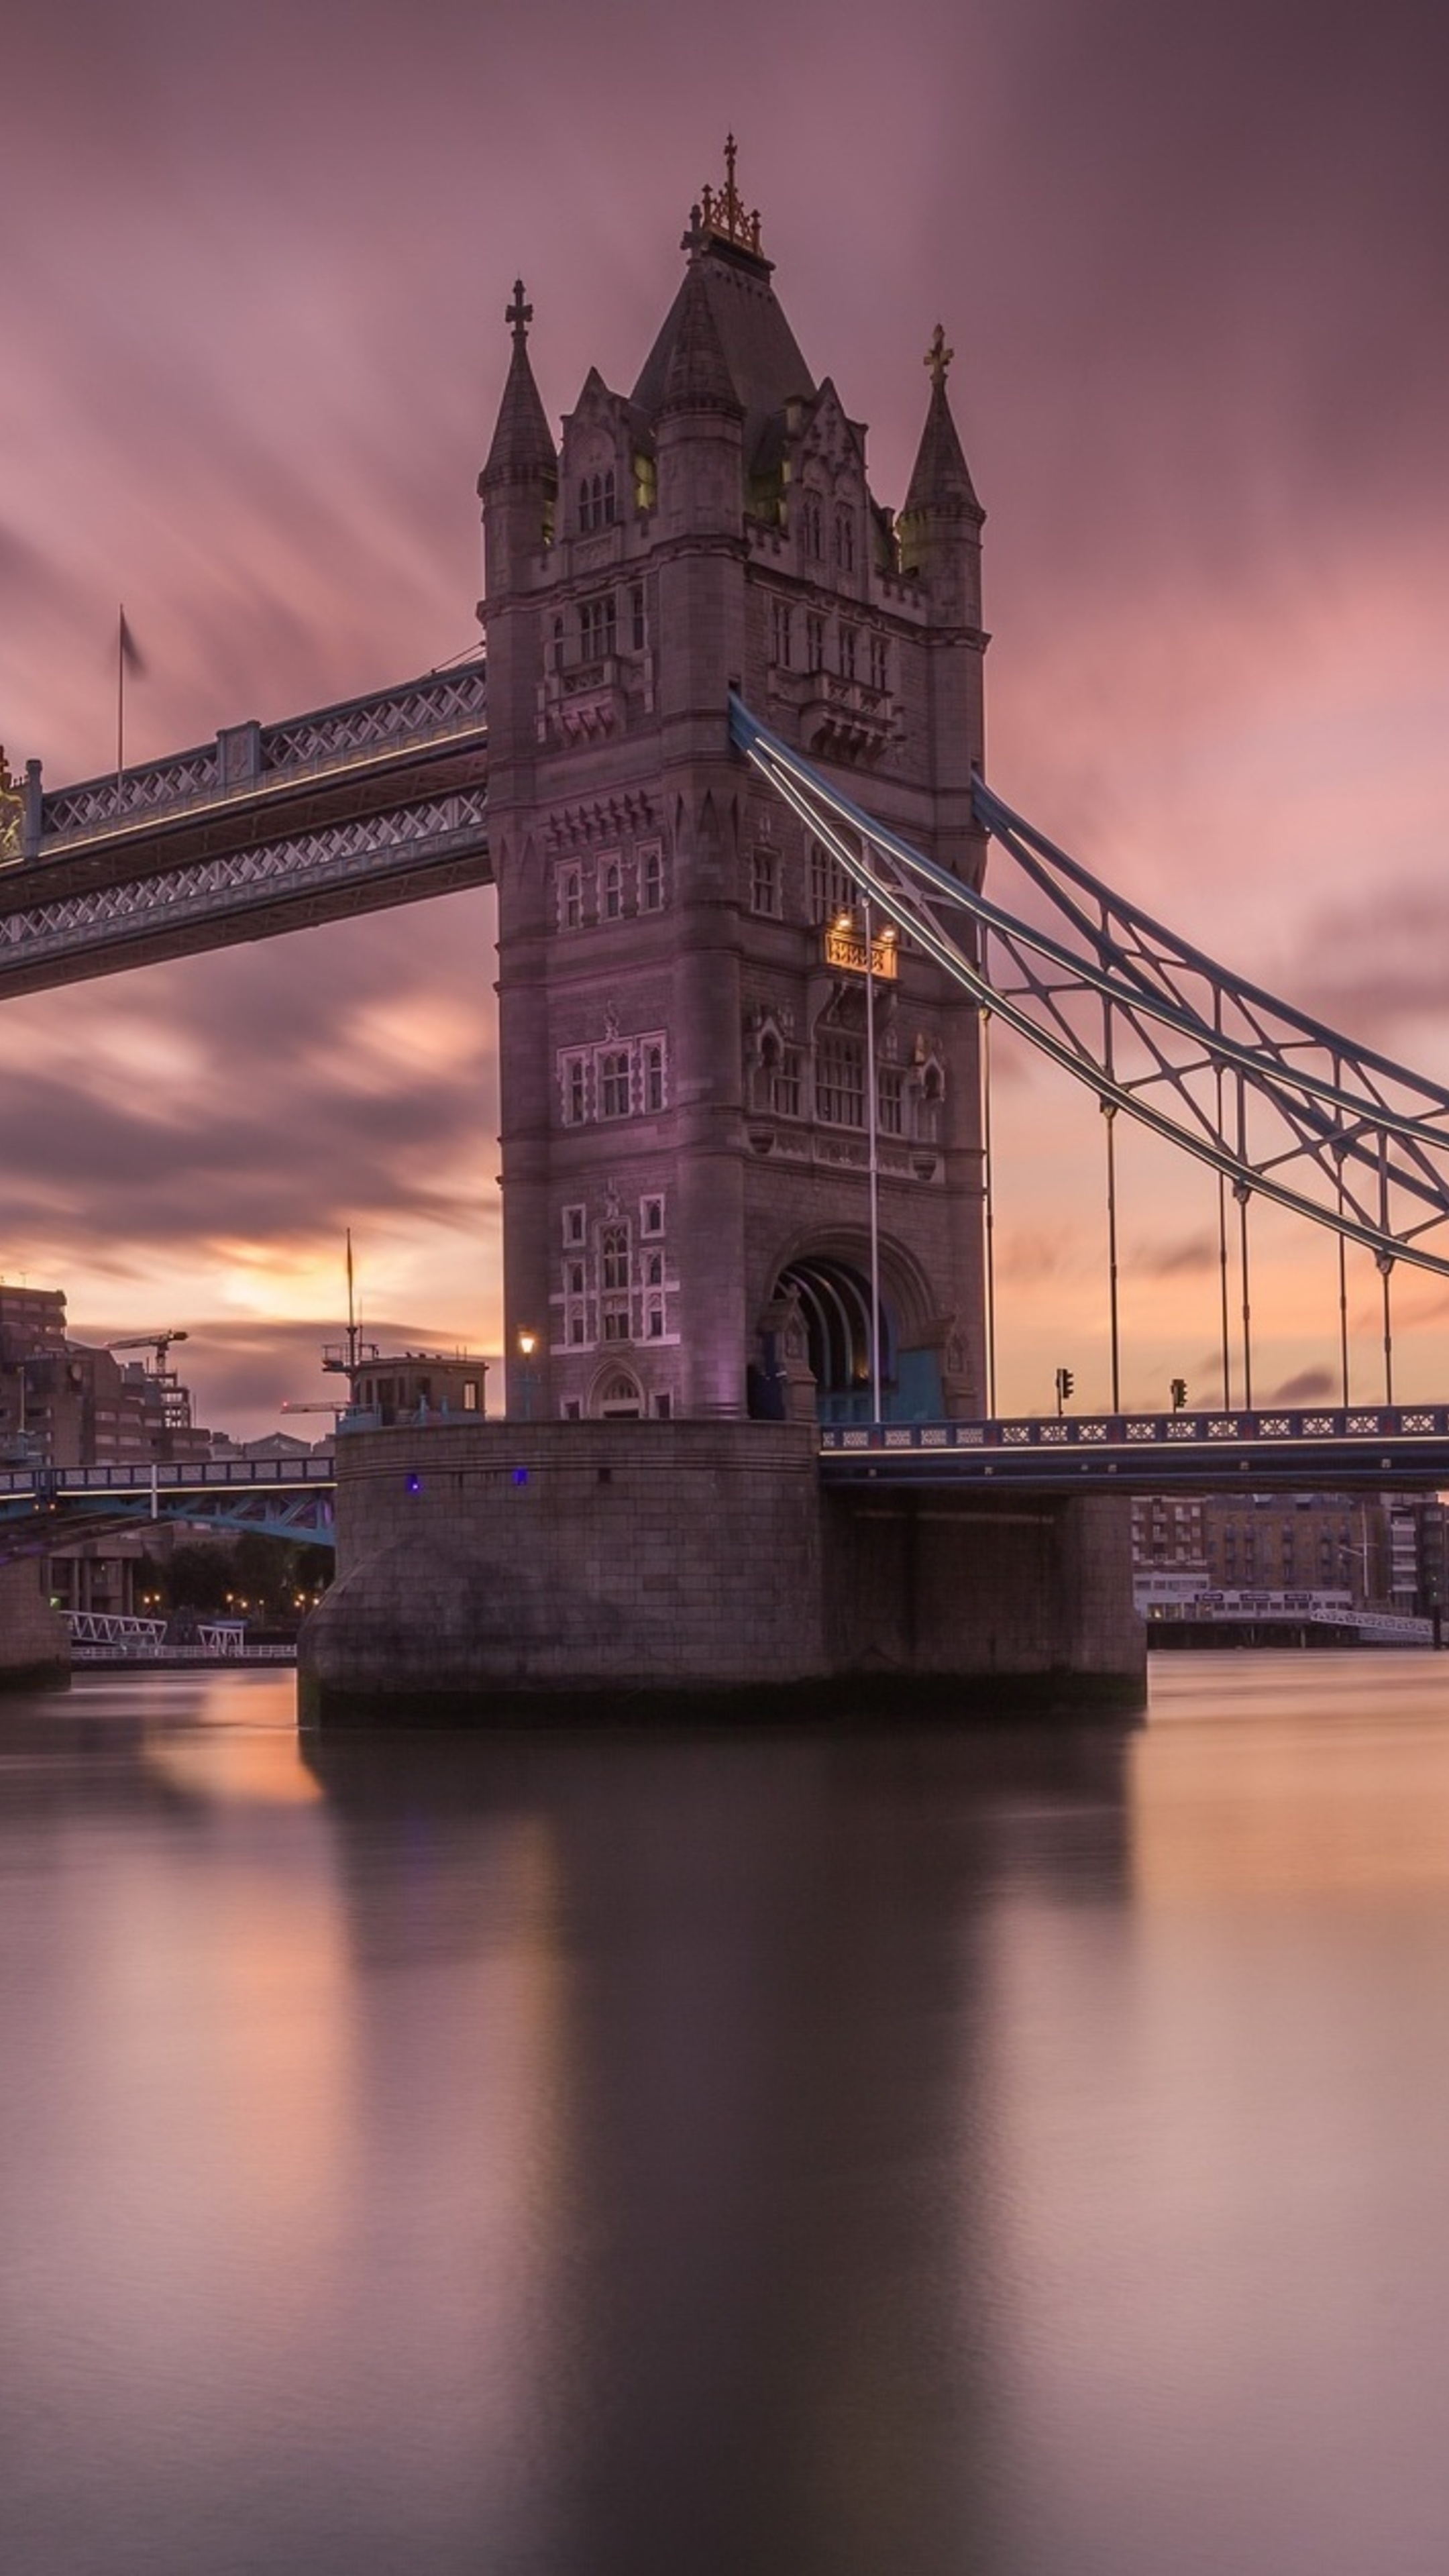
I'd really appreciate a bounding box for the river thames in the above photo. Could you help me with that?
[4,1654,1449,2573]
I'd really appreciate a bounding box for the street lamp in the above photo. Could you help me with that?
[516,1328,538,1422]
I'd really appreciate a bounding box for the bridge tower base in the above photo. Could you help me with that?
[297,1424,1144,1727]
[0,1560,70,1690]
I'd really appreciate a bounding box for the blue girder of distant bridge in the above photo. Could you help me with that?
[0,1454,337,1564]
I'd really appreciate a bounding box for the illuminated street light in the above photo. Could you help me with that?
[517,1328,539,1421]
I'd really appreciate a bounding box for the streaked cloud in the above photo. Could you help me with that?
[5,0,1447,1428]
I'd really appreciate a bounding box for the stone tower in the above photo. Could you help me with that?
[479,146,989,1425]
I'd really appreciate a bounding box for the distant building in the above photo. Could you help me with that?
[347,1351,487,1426]
[1133,1489,1449,1625]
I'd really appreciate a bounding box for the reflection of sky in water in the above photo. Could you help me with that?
[6,1661,1449,2573]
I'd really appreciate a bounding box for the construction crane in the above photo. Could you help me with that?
[103,1329,189,1373]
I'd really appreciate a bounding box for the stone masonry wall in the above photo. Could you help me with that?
[300,1419,830,1721]
[822,1489,1145,1700]
[0,1559,69,1688]
[299,1421,1145,1723]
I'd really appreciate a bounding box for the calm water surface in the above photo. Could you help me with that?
[5,1655,1449,2573]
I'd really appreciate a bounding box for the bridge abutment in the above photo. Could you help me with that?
[0,1560,70,1689]
[297,1423,1144,1726]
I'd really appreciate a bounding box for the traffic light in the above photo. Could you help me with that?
[1170,1377,1187,1411]
[1054,1366,1075,1413]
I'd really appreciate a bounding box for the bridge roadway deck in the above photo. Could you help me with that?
[1,665,489,997]
[6,1405,1449,1529]
[820,1405,1449,1491]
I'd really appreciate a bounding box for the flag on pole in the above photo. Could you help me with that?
[117,604,146,786]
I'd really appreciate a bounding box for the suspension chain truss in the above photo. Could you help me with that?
[730,694,1449,1282]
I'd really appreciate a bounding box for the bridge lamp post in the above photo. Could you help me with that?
[516,1328,539,1423]
[839,902,886,1426]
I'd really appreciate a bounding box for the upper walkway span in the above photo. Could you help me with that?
[0,663,488,997]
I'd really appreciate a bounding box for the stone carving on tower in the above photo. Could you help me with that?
[479,145,989,1425]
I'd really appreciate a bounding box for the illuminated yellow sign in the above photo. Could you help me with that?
[823,922,898,979]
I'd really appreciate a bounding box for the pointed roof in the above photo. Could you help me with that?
[480,280,557,490]
[633,239,813,465]
[902,325,983,523]
[658,255,744,419]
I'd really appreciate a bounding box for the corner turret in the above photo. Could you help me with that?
[897,325,984,628]
[478,281,558,596]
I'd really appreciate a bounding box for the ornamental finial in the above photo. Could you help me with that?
[925,323,953,390]
[506,280,533,344]
[697,134,763,258]
[0,749,21,862]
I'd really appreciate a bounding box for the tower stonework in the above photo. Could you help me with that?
[480,159,989,1426]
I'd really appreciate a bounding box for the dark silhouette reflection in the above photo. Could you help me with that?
[303,1719,1132,2576]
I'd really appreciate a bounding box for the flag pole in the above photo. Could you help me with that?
[116,606,125,795]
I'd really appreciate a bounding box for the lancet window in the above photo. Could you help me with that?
[578,470,616,532]
[579,593,616,661]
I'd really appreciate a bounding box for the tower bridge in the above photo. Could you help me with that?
[6,144,1448,1715]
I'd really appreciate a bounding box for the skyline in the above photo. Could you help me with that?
[6,0,1448,1433]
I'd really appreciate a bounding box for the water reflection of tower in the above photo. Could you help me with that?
[301,1721,1134,2570]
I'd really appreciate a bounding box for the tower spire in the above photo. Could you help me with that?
[902,321,981,525]
[480,278,557,492]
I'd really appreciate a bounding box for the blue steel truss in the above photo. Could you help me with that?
[0,1459,336,1564]
[731,695,1449,1281]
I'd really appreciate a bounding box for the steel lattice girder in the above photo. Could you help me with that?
[729,694,1449,1281]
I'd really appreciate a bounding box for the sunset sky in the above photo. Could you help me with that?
[5,0,1448,1432]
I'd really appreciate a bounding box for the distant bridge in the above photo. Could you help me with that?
[0,1452,335,1560]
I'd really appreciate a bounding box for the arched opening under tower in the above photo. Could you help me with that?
[750,1250,949,1426]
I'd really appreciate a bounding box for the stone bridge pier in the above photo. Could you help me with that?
[297,1421,1144,1727]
